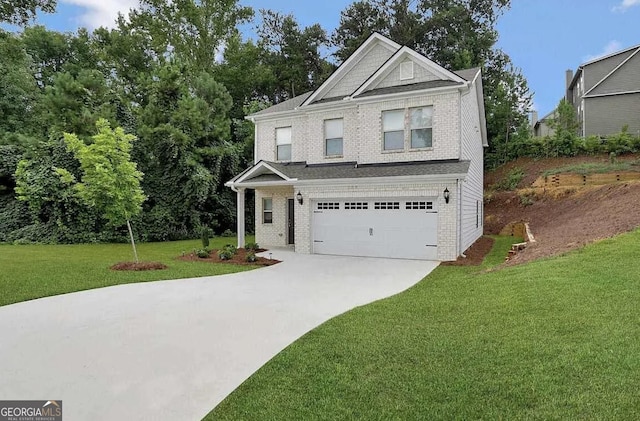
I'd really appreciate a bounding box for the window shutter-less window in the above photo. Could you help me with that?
[276,127,292,161]
[382,110,405,150]
[325,119,343,156]
[410,107,433,148]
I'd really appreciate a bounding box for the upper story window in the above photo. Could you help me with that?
[324,118,343,156]
[383,106,434,151]
[382,109,405,150]
[410,107,433,149]
[276,127,292,161]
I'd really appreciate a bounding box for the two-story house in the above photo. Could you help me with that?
[566,43,640,137]
[226,33,487,261]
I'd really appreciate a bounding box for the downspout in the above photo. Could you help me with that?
[457,178,464,257]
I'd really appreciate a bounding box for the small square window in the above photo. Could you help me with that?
[263,198,273,224]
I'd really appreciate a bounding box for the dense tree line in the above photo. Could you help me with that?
[0,0,531,244]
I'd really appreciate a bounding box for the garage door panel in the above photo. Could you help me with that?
[312,198,438,260]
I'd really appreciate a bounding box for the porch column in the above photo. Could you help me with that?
[236,187,246,248]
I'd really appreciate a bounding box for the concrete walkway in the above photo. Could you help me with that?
[0,250,438,421]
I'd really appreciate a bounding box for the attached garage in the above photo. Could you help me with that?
[312,198,438,260]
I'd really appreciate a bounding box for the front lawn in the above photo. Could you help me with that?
[207,232,640,420]
[0,237,255,307]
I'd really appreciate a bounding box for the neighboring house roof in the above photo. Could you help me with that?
[568,43,640,91]
[227,159,470,187]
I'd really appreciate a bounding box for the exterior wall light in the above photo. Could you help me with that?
[296,191,303,205]
[443,187,450,204]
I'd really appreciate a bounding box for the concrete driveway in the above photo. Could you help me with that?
[0,250,438,420]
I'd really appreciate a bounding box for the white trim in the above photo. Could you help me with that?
[584,46,640,96]
[352,47,466,98]
[249,84,467,123]
[296,173,468,187]
[584,89,640,98]
[581,43,640,67]
[230,161,294,185]
[301,33,401,107]
[230,180,297,189]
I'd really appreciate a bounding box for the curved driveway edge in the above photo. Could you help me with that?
[0,250,438,420]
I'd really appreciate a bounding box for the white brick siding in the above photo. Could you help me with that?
[255,91,460,165]
[255,187,294,248]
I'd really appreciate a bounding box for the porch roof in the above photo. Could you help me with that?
[226,159,470,188]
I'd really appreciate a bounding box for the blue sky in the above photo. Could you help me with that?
[20,0,640,116]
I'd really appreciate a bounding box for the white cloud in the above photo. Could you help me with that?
[61,0,140,29]
[612,0,640,12]
[583,40,622,62]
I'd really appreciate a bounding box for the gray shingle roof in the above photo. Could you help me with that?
[453,67,480,81]
[240,160,470,183]
[356,80,462,98]
[250,92,313,116]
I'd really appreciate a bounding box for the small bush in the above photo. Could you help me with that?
[223,244,238,255]
[245,242,260,251]
[222,229,234,237]
[194,248,211,258]
[217,249,234,260]
[518,192,535,207]
[494,167,525,191]
[245,252,257,263]
[201,227,211,249]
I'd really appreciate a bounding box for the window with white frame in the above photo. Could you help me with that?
[324,119,343,156]
[262,198,273,224]
[276,127,292,161]
[410,106,433,148]
[382,110,405,150]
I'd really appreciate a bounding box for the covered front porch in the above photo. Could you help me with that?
[225,161,300,250]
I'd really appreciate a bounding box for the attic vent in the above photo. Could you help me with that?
[400,61,414,80]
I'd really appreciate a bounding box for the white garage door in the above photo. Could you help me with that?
[312,198,438,260]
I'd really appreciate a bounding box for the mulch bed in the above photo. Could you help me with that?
[177,248,281,266]
[441,236,495,266]
[110,262,168,271]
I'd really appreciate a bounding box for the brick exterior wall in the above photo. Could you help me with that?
[255,187,294,248]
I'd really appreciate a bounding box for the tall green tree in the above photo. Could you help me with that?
[62,119,146,261]
[0,0,56,25]
[123,0,252,70]
[257,10,335,102]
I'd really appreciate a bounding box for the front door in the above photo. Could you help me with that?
[287,198,295,245]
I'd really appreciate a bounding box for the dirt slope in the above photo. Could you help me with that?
[484,155,640,264]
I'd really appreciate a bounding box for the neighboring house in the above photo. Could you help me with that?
[566,43,640,137]
[226,33,487,261]
[532,109,557,138]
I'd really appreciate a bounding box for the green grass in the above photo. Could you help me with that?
[542,160,640,176]
[207,232,640,420]
[0,236,255,307]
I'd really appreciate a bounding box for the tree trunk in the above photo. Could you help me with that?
[126,219,139,263]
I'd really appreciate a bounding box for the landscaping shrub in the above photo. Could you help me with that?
[195,248,211,258]
[245,252,257,263]
[223,244,238,254]
[222,229,234,237]
[217,249,233,260]
[494,167,525,191]
[245,242,259,251]
[201,227,211,249]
